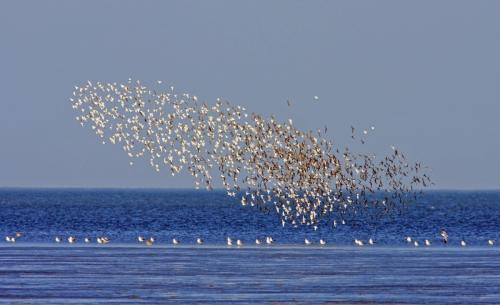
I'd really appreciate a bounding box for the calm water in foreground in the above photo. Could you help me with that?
[0,189,499,304]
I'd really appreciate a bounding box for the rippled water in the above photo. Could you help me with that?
[0,189,499,245]
[0,189,499,304]
[0,245,499,304]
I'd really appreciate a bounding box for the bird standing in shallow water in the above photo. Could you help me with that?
[266,237,273,245]
[440,230,449,244]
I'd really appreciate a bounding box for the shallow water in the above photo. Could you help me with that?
[0,245,499,304]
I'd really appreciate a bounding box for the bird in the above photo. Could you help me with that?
[84,238,90,243]
[97,237,109,244]
[227,237,233,246]
[313,95,319,101]
[146,238,154,246]
[406,236,412,243]
[138,236,145,243]
[196,238,204,245]
[68,236,76,244]
[236,239,243,247]
[172,238,180,245]
[5,236,15,243]
[413,241,419,247]
[319,239,327,246]
[15,232,22,238]
[354,239,364,246]
[488,239,495,246]
[255,239,262,245]
[368,238,374,245]
[425,239,431,246]
[304,238,312,245]
[440,230,449,244]
[55,237,61,243]
[461,240,466,247]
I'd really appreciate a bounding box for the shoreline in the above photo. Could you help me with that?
[1,242,498,250]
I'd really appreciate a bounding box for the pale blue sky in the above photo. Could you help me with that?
[0,1,499,189]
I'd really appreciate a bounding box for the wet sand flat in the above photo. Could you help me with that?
[0,245,499,304]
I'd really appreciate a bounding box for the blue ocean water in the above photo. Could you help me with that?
[0,189,499,246]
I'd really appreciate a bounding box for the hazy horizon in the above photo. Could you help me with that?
[1,1,499,190]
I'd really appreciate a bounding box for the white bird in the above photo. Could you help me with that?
[5,236,11,242]
[172,238,179,245]
[488,239,495,246]
[266,237,273,245]
[84,238,90,243]
[319,239,327,246]
[236,239,243,247]
[461,240,466,247]
[368,238,374,245]
[227,237,233,246]
[138,236,145,243]
[414,241,419,247]
[313,95,319,101]
[68,236,75,244]
[96,237,102,244]
[55,237,61,243]
[196,238,204,245]
[406,236,412,243]
[425,239,431,246]
[304,238,312,245]
[255,239,262,245]
[354,239,364,246]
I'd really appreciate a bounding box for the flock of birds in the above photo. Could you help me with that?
[71,79,432,230]
[4,231,496,247]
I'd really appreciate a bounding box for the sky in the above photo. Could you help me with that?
[0,1,499,189]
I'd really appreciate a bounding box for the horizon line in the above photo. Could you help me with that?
[0,186,499,192]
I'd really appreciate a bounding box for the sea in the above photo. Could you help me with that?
[0,189,499,304]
